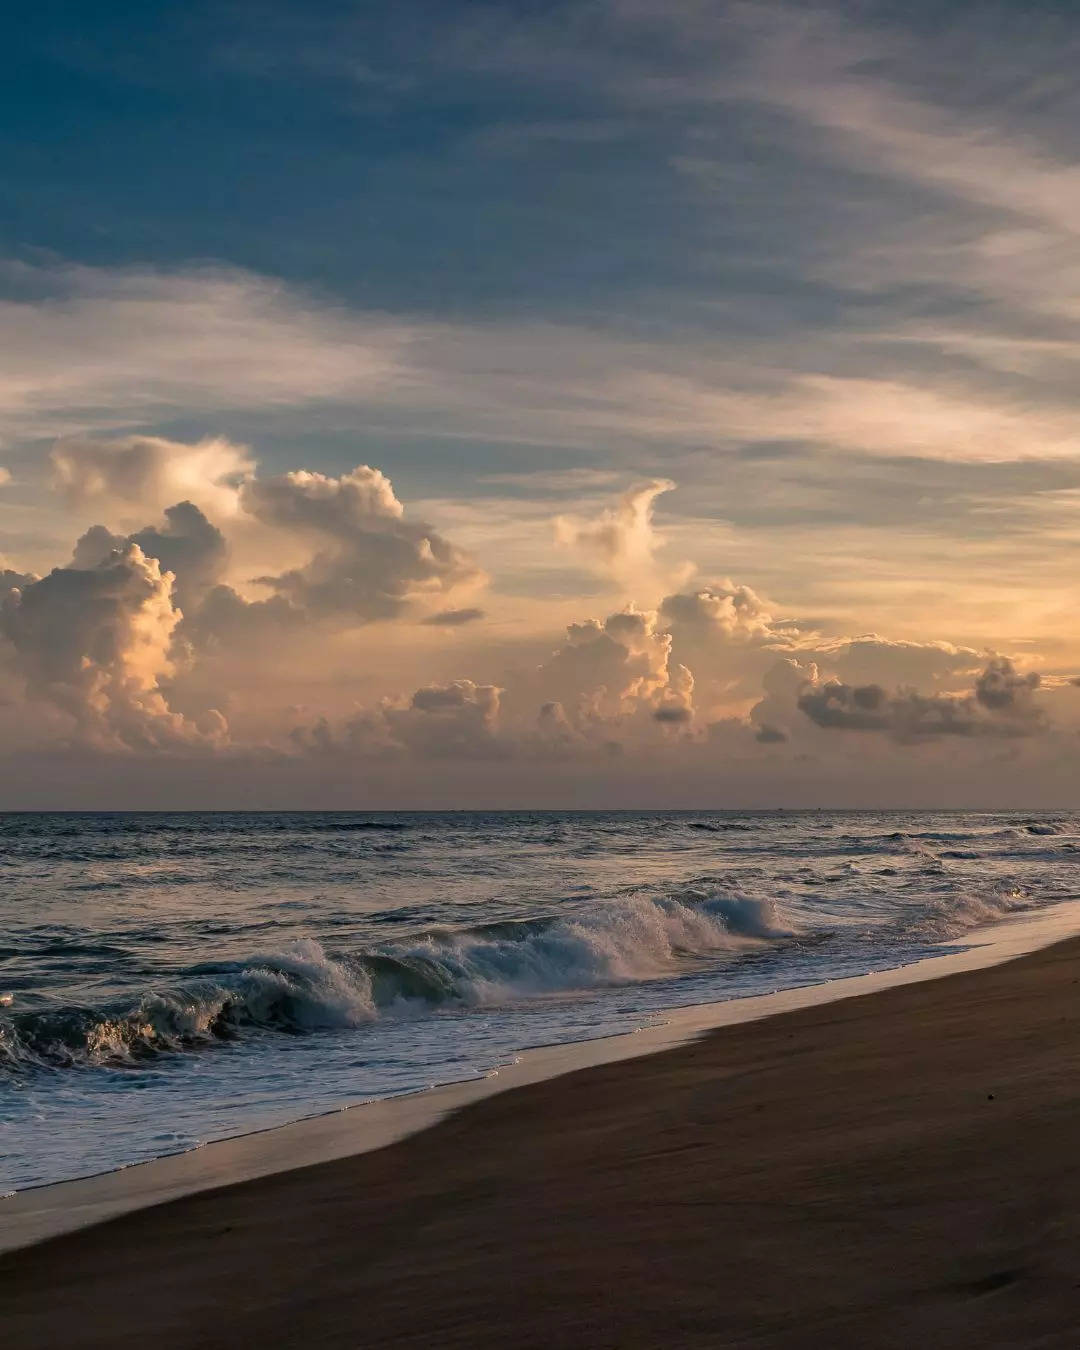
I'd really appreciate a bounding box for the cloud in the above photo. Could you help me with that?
[652,661,695,727]
[1,567,35,599]
[281,581,1042,768]
[530,607,671,726]
[241,464,485,624]
[291,605,703,761]
[510,603,698,744]
[36,451,487,682]
[0,261,410,441]
[5,424,1064,783]
[796,659,1046,742]
[555,477,673,562]
[653,703,692,724]
[295,679,506,761]
[554,478,688,595]
[659,581,799,719]
[420,607,486,627]
[384,680,505,760]
[974,656,1041,713]
[0,543,226,750]
[41,444,489,643]
[180,583,302,652]
[534,699,584,751]
[51,435,253,520]
[740,4,1080,248]
[797,681,897,733]
[8,251,1080,526]
[749,656,818,742]
[241,463,402,532]
[72,501,228,610]
[809,636,982,690]
[661,581,777,641]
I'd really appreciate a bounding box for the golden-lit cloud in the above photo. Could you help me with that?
[5,3,1080,803]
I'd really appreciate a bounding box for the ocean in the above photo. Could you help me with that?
[2,809,1077,1193]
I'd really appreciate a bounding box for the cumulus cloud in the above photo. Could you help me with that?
[294,598,706,763]
[748,657,817,743]
[652,662,695,727]
[51,435,253,520]
[660,599,985,725]
[384,681,505,759]
[0,543,226,750]
[798,681,902,733]
[180,583,302,653]
[658,581,799,719]
[532,607,672,725]
[294,680,505,761]
[809,636,982,690]
[292,607,702,762]
[797,658,1045,742]
[534,699,583,750]
[975,656,1041,713]
[241,464,401,531]
[1,567,35,600]
[508,604,700,746]
[0,416,1066,784]
[555,479,689,595]
[72,501,228,610]
[661,581,779,643]
[240,464,484,624]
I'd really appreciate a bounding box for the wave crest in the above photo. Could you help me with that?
[0,892,791,1072]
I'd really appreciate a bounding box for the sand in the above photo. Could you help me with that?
[5,934,1080,1348]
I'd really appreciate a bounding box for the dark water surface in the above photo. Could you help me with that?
[3,809,1077,1190]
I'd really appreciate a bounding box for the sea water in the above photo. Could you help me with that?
[2,809,1077,1191]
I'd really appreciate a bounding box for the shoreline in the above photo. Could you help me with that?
[8,911,1080,1345]
[4,896,1080,1257]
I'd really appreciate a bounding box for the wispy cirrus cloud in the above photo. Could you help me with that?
[7,257,1080,471]
[0,261,412,442]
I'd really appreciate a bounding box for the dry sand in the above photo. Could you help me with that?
[6,935,1080,1348]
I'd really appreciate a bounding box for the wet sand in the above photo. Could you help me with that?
[5,935,1080,1348]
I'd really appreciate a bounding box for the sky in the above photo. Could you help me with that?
[3,0,1080,807]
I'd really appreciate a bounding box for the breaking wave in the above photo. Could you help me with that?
[1,858,1061,1079]
[0,892,790,1072]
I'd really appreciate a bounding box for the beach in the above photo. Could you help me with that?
[6,933,1080,1347]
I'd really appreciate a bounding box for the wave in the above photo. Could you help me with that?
[300,819,411,833]
[686,821,755,833]
[0,892,792,1072]
[909,885,1036,941]
[2,866,1056,1077]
